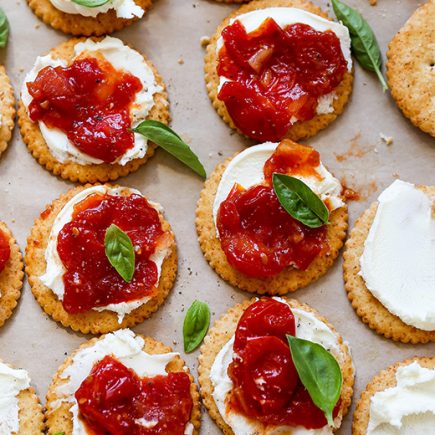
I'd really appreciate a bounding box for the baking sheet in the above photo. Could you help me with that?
[0,0,434,433]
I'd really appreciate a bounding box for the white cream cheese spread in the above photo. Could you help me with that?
[216,7,352,117]
[21,36,162,166]
[50,0,144,19]
[0,362,31,434]
[212,142,344,230]
[40,185,171,322]
[367,362,435,434]
[360,180,435,331]
[210,297,345,435]
[52,329,193,435]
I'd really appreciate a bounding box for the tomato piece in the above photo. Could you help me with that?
[27,57,142,163]
[0,230,10,273]
[76,356,193,435]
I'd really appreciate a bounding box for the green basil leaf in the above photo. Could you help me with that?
[104,224,135,283]
[272,173,329,228]
[71,0,110,7]
[183,300,210,353]
[0,8,9,48]
[133,120,206,178]
[332,0,388,91]
[53,432,65,435]
[287,336,342,426]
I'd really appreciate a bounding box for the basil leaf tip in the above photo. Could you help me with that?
[272,173,329,228]
[331,0,388,92]
[287,335,342,427]
[183,300,210,353]
[104,224,135,283]
[71,0,110,7]
[133,120,206,178]
[53,432,65,435]
[0,8,9,48]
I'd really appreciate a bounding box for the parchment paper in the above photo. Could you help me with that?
[0,0,434,433]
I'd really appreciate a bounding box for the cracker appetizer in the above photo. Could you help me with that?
[0,65,15,158]
[353,357,435,434]
[205,0,353,142]
[344,179,435,343]
[27,0,152,36]
[19,36,169,183]
[387,1,435,137]
[0,359,44,434]
[46,329,201,434]
[199,297,354,434]
[0,221,24,328]
[196,139,348,294]
[26,184,177,334]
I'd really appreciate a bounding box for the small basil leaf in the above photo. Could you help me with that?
[0,8,9,48]
[272,173,329,228]
[71,0,110,7]
[104,224,135,283]
[332,0,388,91]
[287,336,342,427]
[53,432,65,435]
[133,120,206,178]
[183,300,210,353]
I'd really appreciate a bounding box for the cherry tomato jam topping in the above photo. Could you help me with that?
[57,192,168,314]
[216,140,328,279]
[27,55,143,163]
[228,298,339,429]
[217,18,348,141]
[0,229,10,273]
[75,355,193,435]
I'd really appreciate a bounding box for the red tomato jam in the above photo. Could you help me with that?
[217,19,348,141]
[57,193,168,314]
[228,298,339,429]
[0,230,10,273]
[27,56,143,163]
[76,355,193,435]
[216,140,327,278]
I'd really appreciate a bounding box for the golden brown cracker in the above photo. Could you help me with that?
[195,154,348,294]
[343,185,435,344]
[352,356,435,434]
[0,222,24,329]
[387,1,435,137]
[204,0,354,142]
[198,297,355,434]
[18,37,169,184]
[46,333,201,435]
[27,0,152,36]
[25,184,177,335]
[0,65,16,158]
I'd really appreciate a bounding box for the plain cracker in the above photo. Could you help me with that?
[204,0,354,142]
[0,65,16,158]
[18,37,169,184]
[198,297,355,434]
[25,184,177,335]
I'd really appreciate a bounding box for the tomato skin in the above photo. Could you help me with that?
[217,19,347,142]
[75,355,193,435]
[27,57,143,163]
[57,193,165,314]
[0,230,10,273]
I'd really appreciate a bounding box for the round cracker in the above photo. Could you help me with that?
[18,37,169,184]
[0,359,45,434]
[195,154,348,294]
[25,184,178,335]
[27,0,152,36]
[0,65,16,158]
[352,356,435,434]
[386,1,435,137]
[46,333,200,435]
[204,0,354,142]
[343,185,435,344]
[198,297,355,434]
[0,222,24,329]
